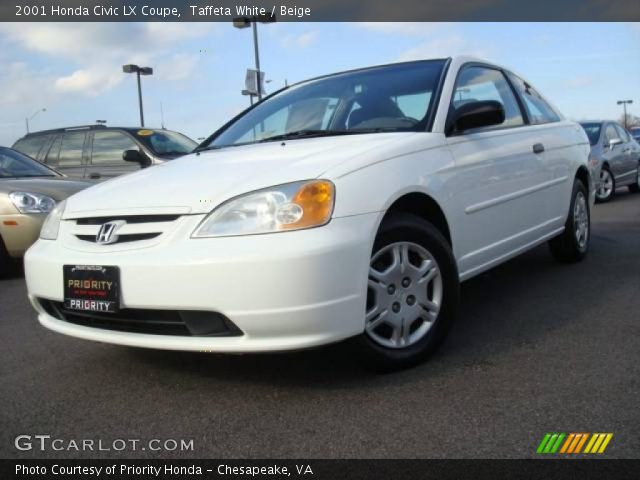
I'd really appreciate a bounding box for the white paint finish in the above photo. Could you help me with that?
[25,56,591,352]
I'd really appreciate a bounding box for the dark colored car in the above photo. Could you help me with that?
[12,125,197,181]
[630,126,640,143]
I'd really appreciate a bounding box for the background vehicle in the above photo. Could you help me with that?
[25,57,592,370]
[630,126,640,142]
[0,147,90,273]
[12,125,197,181]
[580,121,640,202]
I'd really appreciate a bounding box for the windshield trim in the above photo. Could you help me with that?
[198,58,450,151]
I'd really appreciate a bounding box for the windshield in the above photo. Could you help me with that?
[205,60,447,149]
[0,147,59,178]
[133,130,197,156]
[580,123,602,146]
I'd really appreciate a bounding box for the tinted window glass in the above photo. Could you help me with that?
[132,130,196,156]
[44,136,62,165]
[13,135,51,159]
[614,124,630,142]
[91,131,138,164]
[604,124,619,144]
[58,132,86,166]
[208,60,446,148]
[507,73,560,125]
[451,66,524,130]
[0,147,58,178]
[579,123,601,146]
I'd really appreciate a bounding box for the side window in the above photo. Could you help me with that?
[614,124,630,143]
[58,132,86,166]
[91,131,139,164]
[13,135,51,159]
[44,136,62,165]
[451,66,524,131]
[604,124,619,144]
[507,73,560,125]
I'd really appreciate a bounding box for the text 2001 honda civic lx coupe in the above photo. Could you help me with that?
[25,57,593,370]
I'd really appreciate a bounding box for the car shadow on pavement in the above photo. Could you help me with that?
[124,233,617,389]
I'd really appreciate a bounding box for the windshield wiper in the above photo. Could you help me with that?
[195,127,400,152]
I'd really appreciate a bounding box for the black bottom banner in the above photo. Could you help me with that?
[3,459,640,480]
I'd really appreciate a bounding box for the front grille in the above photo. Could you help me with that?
[69,214,180,245]
[38,299,243,337]
[76,233,161,244]
[75,215,180,225]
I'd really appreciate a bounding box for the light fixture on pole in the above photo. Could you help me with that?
[617,100,633,130]
[232,13,276,101]
[25,108,46,134]
[123,64,153,127]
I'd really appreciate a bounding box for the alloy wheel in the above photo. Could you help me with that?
[366,242,442,349]
[597,169,613,200]
[574,191,589,251]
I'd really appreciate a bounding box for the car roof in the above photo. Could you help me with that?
[20,125,174,138]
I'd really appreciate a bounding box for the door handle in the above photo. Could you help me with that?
[533,143,545,154]
[89,172,102,180]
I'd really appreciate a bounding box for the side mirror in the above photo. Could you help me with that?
[450,100,505,134]
[608,138,623,149]
[123,149,151,168]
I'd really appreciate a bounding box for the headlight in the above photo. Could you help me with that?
[40,200,66,240]
[9,192,56,214]
[192,180,335,238]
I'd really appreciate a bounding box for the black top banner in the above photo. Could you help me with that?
[3,0,640,22]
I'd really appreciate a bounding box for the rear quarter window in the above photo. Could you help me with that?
[12,135,52,159]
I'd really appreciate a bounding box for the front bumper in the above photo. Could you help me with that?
[25,213,378,352]
[0,213,45,258]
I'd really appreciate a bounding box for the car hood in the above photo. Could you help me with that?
[63,133,416,217]
[0,177,91,202]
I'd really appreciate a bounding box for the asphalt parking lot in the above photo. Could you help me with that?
[1,190,639,459]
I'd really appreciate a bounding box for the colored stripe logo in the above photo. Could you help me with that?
[536,433,612,454]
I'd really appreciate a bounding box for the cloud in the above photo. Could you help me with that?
[280,30,319,48]
[0,22,211,98]
[564,76,595,89]
[55,68,122,96]
[357,22,444,36]
[156,54,200,81]
[397,35,491,62]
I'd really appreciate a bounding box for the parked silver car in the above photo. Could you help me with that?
[580,121,640,202]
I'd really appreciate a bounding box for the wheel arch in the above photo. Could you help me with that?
[575,165,591,194]
[379,191,452,247]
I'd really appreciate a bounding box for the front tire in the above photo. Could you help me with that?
[548,180,590,263]
[353,213,459,372]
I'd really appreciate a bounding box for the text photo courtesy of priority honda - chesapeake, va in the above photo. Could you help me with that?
[1,1,639,479]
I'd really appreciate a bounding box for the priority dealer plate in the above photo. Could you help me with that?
[63,265,120,313]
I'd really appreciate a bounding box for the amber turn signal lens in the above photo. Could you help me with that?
[283,180,335,229]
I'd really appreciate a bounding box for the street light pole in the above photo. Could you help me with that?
[233,14,275,101]
[617,99,633,130]
[136,70,144,126]
[252,22,261,100]
[123,64,153,127]
[25,108,46,134]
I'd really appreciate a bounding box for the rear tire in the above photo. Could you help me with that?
[628,164,640,193]
[0,235,11,278]
[353,213,459,372]
[595,166,614,202]
[548,180,590,263]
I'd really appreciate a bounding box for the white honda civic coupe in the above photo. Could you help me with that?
[25,56,593,370]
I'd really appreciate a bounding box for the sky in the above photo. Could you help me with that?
[0,22,638,146]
